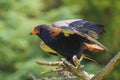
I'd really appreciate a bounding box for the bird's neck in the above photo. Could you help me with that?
[38,27,62,44]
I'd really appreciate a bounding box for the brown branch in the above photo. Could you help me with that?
[35,52,120,80]
[36,58,94,80]
[91,52,120,80]
[26,72,40,80]
[61,58,94,80]
[36,60,62,66]
[26,72,78,80]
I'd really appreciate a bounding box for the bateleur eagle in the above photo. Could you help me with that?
[30,19,111,64]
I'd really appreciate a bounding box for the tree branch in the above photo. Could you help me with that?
[61,58,94,80]
[31,52,120,80]
[36,58,94,80]
[26,72,40,80]
[36,60,62,66]
[91,52,120,80]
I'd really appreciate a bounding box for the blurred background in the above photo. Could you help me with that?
[0,0,120,80]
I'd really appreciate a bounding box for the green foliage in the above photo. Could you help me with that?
[0,0,120,80]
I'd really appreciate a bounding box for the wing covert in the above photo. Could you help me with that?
[52,19,105,39]
[40,41,58,55]
[52,19,111,53]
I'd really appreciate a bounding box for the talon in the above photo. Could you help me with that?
[73,55,84,69]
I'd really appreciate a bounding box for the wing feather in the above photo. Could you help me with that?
[52,19,105,39]
[40,41,58,55]
[52,19,111,53]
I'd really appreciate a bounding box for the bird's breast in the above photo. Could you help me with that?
[45,33,84,58]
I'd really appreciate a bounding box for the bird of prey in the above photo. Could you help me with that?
[30,19,111,64]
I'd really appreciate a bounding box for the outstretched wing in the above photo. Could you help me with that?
[52,19,105,39]
[52,19,112,54]
[40,41,58,56]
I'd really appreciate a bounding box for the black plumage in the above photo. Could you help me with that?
[30,19,106,64]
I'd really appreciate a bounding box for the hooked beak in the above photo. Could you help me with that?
[30,29,40,35]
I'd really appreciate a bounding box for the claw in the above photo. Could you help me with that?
[73,55,84,69]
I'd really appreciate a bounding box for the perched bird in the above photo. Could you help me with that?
[30,19,109,64]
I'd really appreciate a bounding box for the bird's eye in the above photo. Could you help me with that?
[34,29,38,31]
[35,28,39,31]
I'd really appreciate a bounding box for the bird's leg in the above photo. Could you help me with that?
[73,54,84,69]
[73,45,85,69]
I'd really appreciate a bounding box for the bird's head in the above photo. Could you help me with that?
[30,24,62,37]
[30,24,51,43]
[30,24,50,36]
[30,24,61,43]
